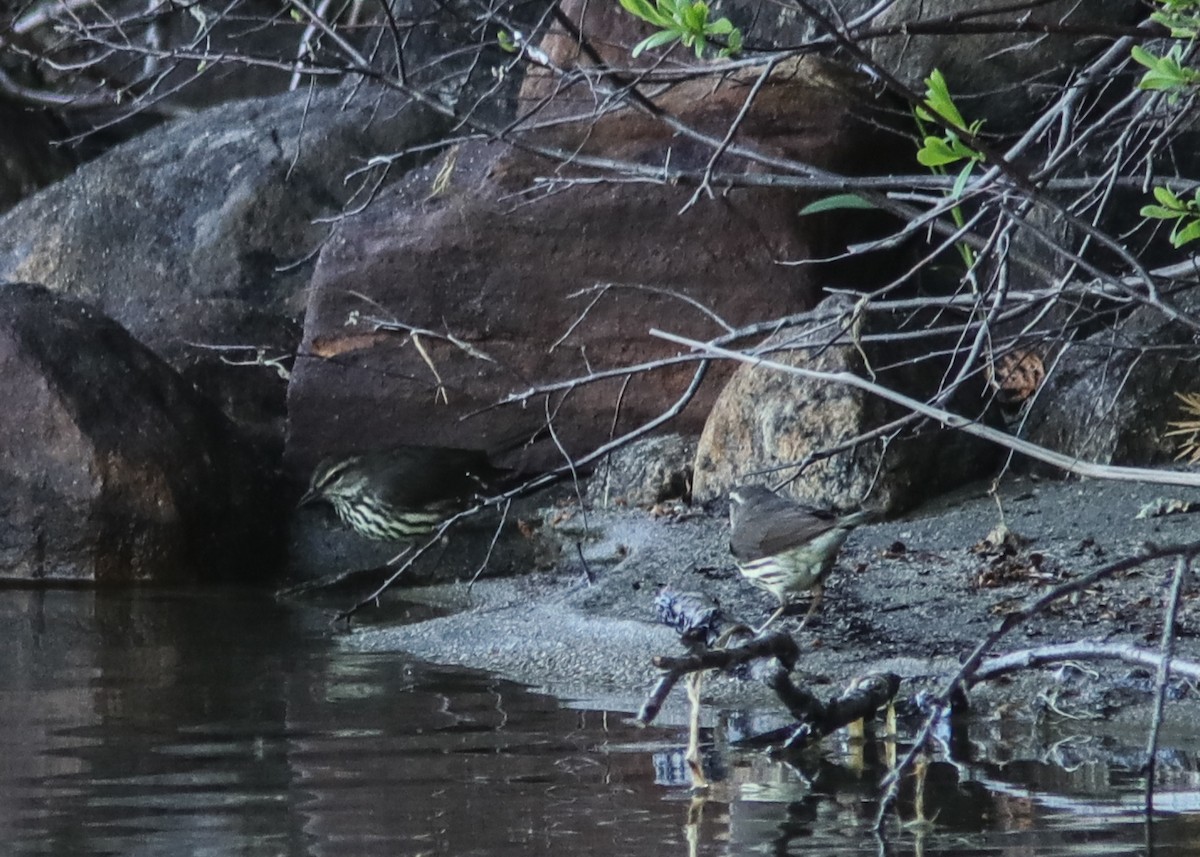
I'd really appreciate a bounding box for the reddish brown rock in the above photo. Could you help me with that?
[288,148,795,475]
[692,296,995,510]
[0,282,280,583]
[287,57,904,476]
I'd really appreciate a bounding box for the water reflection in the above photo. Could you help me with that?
[2,587,1200,856]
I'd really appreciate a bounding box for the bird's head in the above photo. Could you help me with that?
[298,455,368,507]
[728,484,777,526]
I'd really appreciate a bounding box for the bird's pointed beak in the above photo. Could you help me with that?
[297,487,318,509]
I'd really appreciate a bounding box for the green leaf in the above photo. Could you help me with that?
[619,0,671,27]
[799,194,878,215]
[1141,204,1183,219]
[1151,9,1200,38]
[1150,2,1200,41]
[1172,218,1200,246]
[1133,44,1200,94]
[1154,185,1184,207]
[939,129,984,164]
[916,137,961,167]
[682,2,708,35]
[922,69,967,128]
[664,0,688,25]
[1139,70,1189,92]
[497,30,517,52]
[1130,44,1161,70]
[924,68,948,97]
[707,16,733,34]
[723,28,743,55]
[944,134,972,159]
[631,29,680,56]
[950,161,975,199]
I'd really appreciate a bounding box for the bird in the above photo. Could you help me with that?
[728,484,874,633]
[298,445,517,541]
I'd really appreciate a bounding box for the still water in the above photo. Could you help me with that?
[3,587,1200,856]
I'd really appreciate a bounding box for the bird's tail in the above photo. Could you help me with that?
[838,508,879,529]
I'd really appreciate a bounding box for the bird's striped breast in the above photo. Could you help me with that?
[331,494,447,541]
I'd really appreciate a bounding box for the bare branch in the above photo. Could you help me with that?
[652,330,1200,489]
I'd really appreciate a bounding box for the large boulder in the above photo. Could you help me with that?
[0,282,279,583]
[286,57,907,476]
[692,296,996,510]
[0,85,446,449]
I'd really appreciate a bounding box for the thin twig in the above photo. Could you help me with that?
[467,497,512,591]
[680,57,777,213]
[1144,555,1189,816]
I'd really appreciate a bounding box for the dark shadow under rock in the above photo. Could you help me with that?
[0,282,282,583]
[287,495,560,589]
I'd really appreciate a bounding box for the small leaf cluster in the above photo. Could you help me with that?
[1133,1,1200,247]
[914,69,985,199]
[617,0,743,59]
[1131,0,1200,101]
[799,69,986,220]
[1140,185,1200,247]
[1149,0,1200,38]
[1131,44,1200,102]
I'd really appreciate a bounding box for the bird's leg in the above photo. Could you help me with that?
[885,698,898,770]
[753,601,788,635]
[793,583,824,632]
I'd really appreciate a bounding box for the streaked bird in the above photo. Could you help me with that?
[299,445,515,541]
[728,484,873,633]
